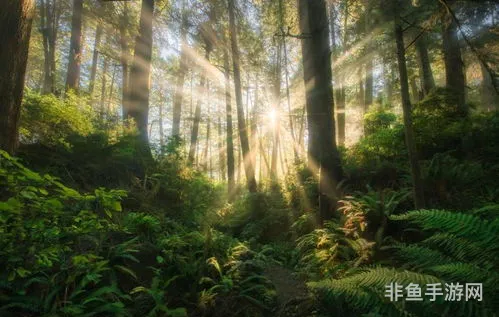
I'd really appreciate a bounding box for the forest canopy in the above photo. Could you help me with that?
[0,0,498,316]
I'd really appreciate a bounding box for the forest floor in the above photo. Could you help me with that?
[264,265,314,316]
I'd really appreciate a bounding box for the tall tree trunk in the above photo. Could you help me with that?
[298,0,343,225]
[383,55,394,103]
[330,1,346,147]
[40,0,58,94]
[364,4,374,110]
[410,74,421,103]
[415,36,435,96]
[171,10,189,137]
[441,1,466,113]
[66,0,84,92]
[394,7,425,209]
[358,66,365,111]
[100,57,108,122]
[364,60,373,109]
[218,115,226,181]
[159,95,165,149]
[0,0,35,154]
[108,65,116,117]
[224,47,235,199]
[120,3,131,121]
[283,29,298,158]
[337,0,349,147]
[250,74,259,174]
[89,24,103,95]
[189,50,210,164]
[228,0,257,193]
[128,0,154,154]
[203,87,211,172]
[271,41,281,180]
[480,61,499,111]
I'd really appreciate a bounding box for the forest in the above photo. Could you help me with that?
[0,0,498,316]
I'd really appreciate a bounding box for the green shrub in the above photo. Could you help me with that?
[20,91,95,146]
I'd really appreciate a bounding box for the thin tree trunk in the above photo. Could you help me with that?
[40,0,58,94]
[203,87,211,172]
[89,24,103,95]
[228,0,257,193]
[171,10,189,137]
[66,0,84,92]
[298,0,343,225]
[358,66,365,112]
[120,3,130,120]
[337,0,348,147]
[218,115,226,181]
[271,40,281,180]
[394,7,425,209]
[224,47,235,199]
[0,0,35,154]
[159,95,165,149]
[128,0,154,155]
[283,31,298,158]
[189,50,210,164]
[415,36,435,96]
[250,74,259,174]
[441,0,466,113]
[100,57,108,122]
[364,3,373,110]
[108,65,116,117]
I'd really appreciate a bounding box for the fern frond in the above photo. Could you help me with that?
[391,210,499,250]
[422,233,498,269]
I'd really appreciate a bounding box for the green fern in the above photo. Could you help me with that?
[390,210,499,251]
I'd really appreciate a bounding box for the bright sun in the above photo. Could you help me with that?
[265,109,279,128]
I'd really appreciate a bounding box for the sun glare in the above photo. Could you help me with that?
[265,109,279,128]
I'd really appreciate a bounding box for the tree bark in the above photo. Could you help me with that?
[65,0,84,92]
[480,61,499,111]
[40,0,59,94]
[188,50,209,164]
[250,74,259,175]
[89,24,103,95]
[228,0,257,193]
[119,3,131,120]
[128,0,154,154]
[298,0,343,224]
[0,0,35,154]
[394,7,425,209]
[159,94,165,149]
[271,41,281,180]
[441,0,466,113]
[224,47,235,199]
[415,36,435,96]
[218,115,226,181]
[171,11,189,137]
[100,57,108,122]
[364,4,374,110]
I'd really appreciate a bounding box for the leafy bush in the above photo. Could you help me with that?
[20,91,95,146]
[217,189,291,244]
[363,107,397,136]
[0,150,133,316]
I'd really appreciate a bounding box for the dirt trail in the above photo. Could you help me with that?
[264,265,314,317]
